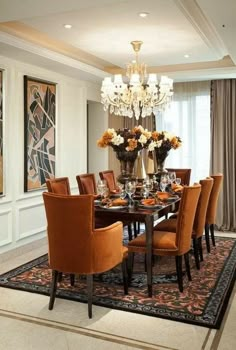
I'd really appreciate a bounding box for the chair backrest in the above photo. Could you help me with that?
[76,173,97,195]
[43,192,94,273]
[99,170,116,192]
[176,184,201,254]
[205,174,223,225]
[193,178,213,238]
[46,177,71,195]
[166,168,191,185]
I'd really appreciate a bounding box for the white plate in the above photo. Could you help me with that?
[99,205,128,210]
[138,204,163,209]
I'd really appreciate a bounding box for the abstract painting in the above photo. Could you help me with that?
[0,70,3,195]
[24,76,56,192]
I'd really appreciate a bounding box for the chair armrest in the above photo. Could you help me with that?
[92,221,124,273]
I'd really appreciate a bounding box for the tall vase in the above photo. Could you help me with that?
[116,150,138,184]
[154,149,169,182]
[136,150,146,181]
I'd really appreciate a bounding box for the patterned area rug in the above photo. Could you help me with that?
[0,237,235,329]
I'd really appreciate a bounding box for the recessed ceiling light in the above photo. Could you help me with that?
[64,24,72,29]
[184,54,190,58]
[138,12,149,18]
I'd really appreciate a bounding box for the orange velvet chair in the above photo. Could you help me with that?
[128,185,201,292]
[155,178,213,269]
[76,173,97,196]
[166,168,191,185]
[99,170,119,193]
[43,192,128,318]
[46,177,71,195]
[205,174,223,252]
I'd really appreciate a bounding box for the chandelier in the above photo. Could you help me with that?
[101,41,173,120]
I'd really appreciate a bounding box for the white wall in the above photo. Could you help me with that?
[87,101,108,181]
[0,54,105,254]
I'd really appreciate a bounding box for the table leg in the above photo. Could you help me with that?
[145,215,154,297]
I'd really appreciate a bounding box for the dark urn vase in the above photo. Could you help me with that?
[116,150,138,184]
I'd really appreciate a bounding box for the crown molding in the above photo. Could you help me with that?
[0,31,108,79]
[174,0,228,59]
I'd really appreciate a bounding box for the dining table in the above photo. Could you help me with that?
[95,197,180,297]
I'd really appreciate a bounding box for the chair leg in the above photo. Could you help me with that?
[210,224,216,247]
[57,272,62,282]
[184,253,192,281]
[87,274,93,319]
[198,237,203,261]
[121,259,129,295]
[205,224,211,253]
[49,270,58,310]
[128,225,133,241]
[127,252,134,283]
[70,274,75,286]
[193,237,200,270]
[175,256,183,292]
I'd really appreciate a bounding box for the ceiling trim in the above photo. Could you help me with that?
[0,31,108,79]
[174,0,228,59]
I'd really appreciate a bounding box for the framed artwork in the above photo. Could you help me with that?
[0,70,3,195]
[24,76,56,192]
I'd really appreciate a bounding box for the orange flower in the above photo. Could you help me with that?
[126,138,137,151]
[151,131,159,141]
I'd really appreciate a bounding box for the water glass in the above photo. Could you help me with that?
[125,181,136,207]
[97,179,108,198]
[175,178,181,186]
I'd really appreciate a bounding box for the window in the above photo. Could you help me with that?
[156,81,210,182]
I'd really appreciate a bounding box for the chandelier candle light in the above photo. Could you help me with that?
[101,41,173,120]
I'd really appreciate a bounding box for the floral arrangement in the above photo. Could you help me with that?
[147,131,182,153]
[97,125,152,153]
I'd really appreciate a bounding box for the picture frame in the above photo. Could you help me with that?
[24,76,56,192]
[0,70,3,195]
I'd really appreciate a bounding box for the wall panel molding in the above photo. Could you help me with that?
[0,209,12,247]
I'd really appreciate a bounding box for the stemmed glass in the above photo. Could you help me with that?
[160,175,168,192]
[97,180,108,199]
[175,177,181,186]
[168,171,176,184]
[125,181,136,207]
[142,178,153,198]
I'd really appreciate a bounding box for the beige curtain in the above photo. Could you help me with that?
[210,79,236,232]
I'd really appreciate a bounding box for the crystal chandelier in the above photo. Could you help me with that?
[101,41,173,120]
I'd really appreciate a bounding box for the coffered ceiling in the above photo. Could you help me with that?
[0,0,235,82]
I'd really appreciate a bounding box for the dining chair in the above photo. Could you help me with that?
[99,169,139,240]
[155,178,213,269]
[166,168,191,185]
[46,177,71,195]
[43,192,128,318]
[99,170,119,193]
[128,184,201,292]
[76,173,97,195]
[205,174,223,253]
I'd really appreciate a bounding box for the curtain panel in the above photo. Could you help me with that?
[210,79,236,232]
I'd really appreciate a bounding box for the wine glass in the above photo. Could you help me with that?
[175,177,181,186]
[168,171,176,184]
[160,175,168,192]
[97,179,108,199]
[143,178,153,198]
[125,181,136,207]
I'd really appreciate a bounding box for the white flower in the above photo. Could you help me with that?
[148,141,156,152]
[139,134,147,145]
[156,140,163,148]
[112,134,124,146]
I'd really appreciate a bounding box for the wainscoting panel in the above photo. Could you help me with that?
[0,209,12,247]
[16,202,46,241]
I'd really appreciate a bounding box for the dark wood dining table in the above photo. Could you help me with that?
[95,198,180,297]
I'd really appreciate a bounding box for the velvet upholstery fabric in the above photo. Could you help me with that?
[46,177,71,195]
[43,192,127,275]
[128,185,201,256]
[205,174,223,225]
[76,173,97,195]
[99,170,118,192]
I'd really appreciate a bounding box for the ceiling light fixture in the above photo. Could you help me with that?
[101,41,173,120]
[139,12,149,18]
[64,24,72,29]
[184,54,190,58]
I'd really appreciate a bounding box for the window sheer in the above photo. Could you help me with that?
[156,81,210,183]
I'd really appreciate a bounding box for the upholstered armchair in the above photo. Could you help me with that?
[43,192,128,318]
[155,179,213,269]
[46,177,71,195]
[205,174,223,252]
[128,185,201,292]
